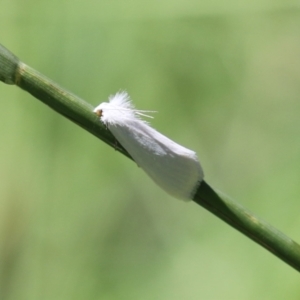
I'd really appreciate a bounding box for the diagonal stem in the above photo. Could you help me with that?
[1,43,300,272]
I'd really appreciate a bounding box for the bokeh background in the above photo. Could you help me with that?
[1,1,300,299]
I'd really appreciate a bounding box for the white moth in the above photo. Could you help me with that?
[93,91,204,200]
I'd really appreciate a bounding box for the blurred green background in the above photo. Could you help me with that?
[1,1,300,299]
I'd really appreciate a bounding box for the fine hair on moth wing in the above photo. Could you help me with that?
[93,91,204,201]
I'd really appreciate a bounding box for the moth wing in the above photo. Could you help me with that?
[108,119,203,200]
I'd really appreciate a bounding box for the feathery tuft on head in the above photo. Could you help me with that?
[108,91,135,110]
[93,91,155,126]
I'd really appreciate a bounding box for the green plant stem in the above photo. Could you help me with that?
[1,43,300,272]
[194,183,300,271]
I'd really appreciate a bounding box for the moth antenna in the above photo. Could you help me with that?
[134,110,157,119]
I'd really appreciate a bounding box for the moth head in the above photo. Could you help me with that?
[94,108,103,117]
[93,100,129,125]
[93,102,108,118]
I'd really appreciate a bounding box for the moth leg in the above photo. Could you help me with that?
[113,139,118,150]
